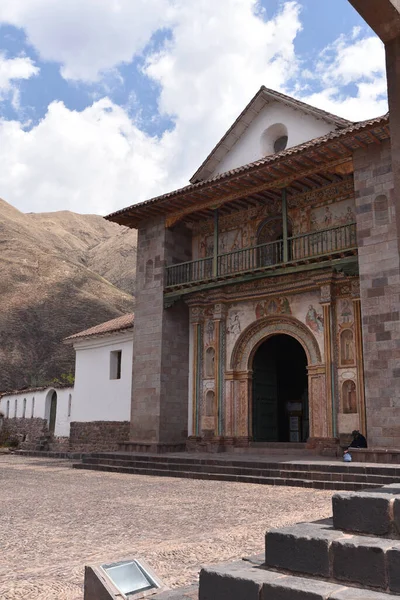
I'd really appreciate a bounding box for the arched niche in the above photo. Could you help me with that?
[342,380,357,414]
[340,329,355,366]
[205,347,215,378]
[205,390,215,417]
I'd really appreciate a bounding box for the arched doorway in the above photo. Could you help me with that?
[257,216,292,266]
[252,334,308,443]
[45,390,57,435]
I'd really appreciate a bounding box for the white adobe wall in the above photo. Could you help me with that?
[0,387,73,437]
[212,101,335,177]
[71,330,133,422]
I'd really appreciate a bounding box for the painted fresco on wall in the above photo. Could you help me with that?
[310,198,356,232]
[340,329,355,366]
[305,304,324,333]
[224,290,325,370]
[205,319,215,345]
[289,206,311,235]
[227,311,241,336]
[255,297,291,319]
[338,299,354,325]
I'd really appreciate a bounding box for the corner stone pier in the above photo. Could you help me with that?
[199,483,400,599]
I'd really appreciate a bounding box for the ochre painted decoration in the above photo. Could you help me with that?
[205,347,215,378]
[255,297,291,319]
[340,329,355,366]
[305,305,324,333]
[342,380,357,414]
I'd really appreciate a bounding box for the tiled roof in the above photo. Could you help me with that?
[190,86,352,183]
[64,313,134,342]
[106,112,389,225]
[0,383,73,399]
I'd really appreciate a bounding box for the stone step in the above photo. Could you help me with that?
[82,452,400,477]
[72,462,383,490]
[199,559,399,599]
[265,520,400,593]
[332,484,400,537]
[77,456,400,486]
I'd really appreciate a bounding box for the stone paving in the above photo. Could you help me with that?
[0,455,333,600]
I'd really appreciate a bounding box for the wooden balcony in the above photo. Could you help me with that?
[165,222,357,292]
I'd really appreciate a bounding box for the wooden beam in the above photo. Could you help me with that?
[348,0,400,43]
[165,158,354,227]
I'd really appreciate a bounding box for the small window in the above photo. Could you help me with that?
[22,398,27,419]
[31,397,35,418]
[14,399,18,418]
[68,394,72,417]
[110,350,122,380]
[6,400,10,418]
[274,135,288,153]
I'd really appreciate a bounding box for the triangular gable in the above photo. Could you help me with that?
[190,86,352,183]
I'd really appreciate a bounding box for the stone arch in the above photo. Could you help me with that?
[230,315,322,372]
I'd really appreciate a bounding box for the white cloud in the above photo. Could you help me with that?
[0,54,38,107]
[0,1,304,214]
[301,29,387,121]
[0,0,173,82]
[0,1,389,216]
[0,99,170,214]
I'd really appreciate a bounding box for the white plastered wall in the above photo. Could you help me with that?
[71,330,133,422]
[212,101,335,177]
[0,387,73,437]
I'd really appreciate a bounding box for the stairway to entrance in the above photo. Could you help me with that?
[72,452,400,491]
[199,483,400,598]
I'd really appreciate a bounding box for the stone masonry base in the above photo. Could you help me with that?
[69,421,130,453]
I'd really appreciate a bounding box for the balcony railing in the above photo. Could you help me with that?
[165,222,357,289]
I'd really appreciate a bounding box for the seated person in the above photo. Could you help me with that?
[344,430,367,456]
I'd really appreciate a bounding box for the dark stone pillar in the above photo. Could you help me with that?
[348,1,400,448]
[130,218,192,450]
[354,140,400,447]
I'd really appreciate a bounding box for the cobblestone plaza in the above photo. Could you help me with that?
[0,455,332,599]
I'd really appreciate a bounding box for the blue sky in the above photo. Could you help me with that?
[0,1,387,215]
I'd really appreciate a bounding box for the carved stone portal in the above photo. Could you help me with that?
[228,315,327,440]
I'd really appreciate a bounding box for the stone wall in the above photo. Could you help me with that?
[0,417,47,449]
[130,218,191,446]
[69,421,130,452]
[354,139,400,447]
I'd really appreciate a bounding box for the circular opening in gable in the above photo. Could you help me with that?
[274,135,288,153]
[261,123,288,156]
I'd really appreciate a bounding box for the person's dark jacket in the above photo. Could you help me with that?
[349,433,367,449]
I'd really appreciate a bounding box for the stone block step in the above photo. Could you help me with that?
[199,559,399,599]
[77,456,400,487]
[72,462,383,491]
[265,520,400,593]
[82,452,400,478]
[332,484,400,537]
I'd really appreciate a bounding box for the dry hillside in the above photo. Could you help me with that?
[0,198,137,391]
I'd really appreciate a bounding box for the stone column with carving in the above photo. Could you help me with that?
[213,302,226,437]
[352,280,367,436]
[320,283,334,439]
[189,306,203,439]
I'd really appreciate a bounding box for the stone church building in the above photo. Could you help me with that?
[107,85,397,454]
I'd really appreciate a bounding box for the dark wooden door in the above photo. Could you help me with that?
[49,392,57,434]
[252,352,278,442]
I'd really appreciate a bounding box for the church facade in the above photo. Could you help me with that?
[107,87,397,453]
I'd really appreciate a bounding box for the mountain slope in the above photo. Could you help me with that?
[0,199,136,391]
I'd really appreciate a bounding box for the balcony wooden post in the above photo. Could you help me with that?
[282,188,288,263]
[213,208,219,277]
